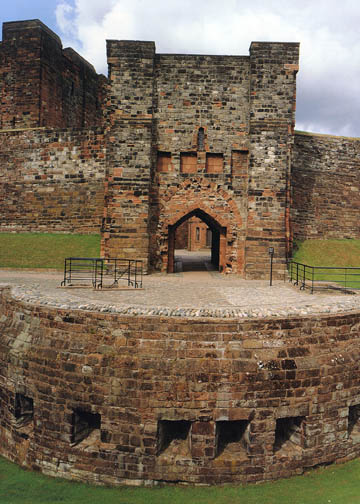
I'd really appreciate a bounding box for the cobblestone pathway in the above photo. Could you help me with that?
[1,252,360,319]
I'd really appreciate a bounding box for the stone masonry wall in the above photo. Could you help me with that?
[246,42,299,278]
[101,41,155,268]
[103,41,299,278]
[0,20,105,130]
[1,285,360,485]
[0,127,106,233]
[149,54,250,274]
[291,132,360,241]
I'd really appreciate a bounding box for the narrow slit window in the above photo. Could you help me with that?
[197,127,205,151]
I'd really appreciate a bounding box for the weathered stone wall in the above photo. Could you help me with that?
[0,127,106,233]
[1,285,360,485]
[0,20,105,130]
[103,41,299,278]
[148,53,250,274]
[247,42,298,277]
[4,18,360,275]
[291,132,360,241]
[101,41,155,267]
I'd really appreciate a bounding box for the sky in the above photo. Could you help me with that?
[2,0,360,137]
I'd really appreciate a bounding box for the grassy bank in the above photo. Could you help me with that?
[292,239,360,267]
[1,456,360,504]
[0,233,101,269]
[291,239,360,288]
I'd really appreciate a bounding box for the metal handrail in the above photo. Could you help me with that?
[61,257,143,289]
[288,261,360,294]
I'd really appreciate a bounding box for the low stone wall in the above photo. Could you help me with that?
[1,285,360,485]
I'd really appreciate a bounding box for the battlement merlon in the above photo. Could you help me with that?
[249,41,300,127]
[106,40,156,120]
[2,19,62,47]
[106,40,156,61]
[249,41,300,68]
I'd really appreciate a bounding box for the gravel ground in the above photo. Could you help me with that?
[1,251,360,319]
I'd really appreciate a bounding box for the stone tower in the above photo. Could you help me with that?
[102,40,299,278]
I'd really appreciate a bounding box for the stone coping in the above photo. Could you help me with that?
[1,268,360,320]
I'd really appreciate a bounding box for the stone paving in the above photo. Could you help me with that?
[1,251,360,319]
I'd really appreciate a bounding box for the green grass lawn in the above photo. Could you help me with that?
[291,239,360,289]
[0,233,100,269]
[292,239,360,267]
[1,455,360,504]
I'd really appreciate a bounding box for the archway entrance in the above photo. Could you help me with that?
[167,209,226,274]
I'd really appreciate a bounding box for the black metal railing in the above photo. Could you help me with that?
[61,257,143,289]
[288,261,360,294]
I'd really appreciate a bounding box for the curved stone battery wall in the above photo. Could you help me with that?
[1,285,360,485]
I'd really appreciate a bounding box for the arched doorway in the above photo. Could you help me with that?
[167,209,226,273]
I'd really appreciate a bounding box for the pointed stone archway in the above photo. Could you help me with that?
[167,208,226,273]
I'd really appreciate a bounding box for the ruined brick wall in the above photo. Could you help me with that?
[0,127,106,233]
[1,285,360,485]
[291,132,360,241]
[103,41,299,278]
[0,20,105,130]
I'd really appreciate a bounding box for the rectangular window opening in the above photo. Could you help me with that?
[216,420,249,458]
[157,151,172,173]
[348,405,360,439]
[180,152,197,174]
[231,150,248,176]
[71,409,101,445]
[274,416,304,453]
[157,420,191,456]
[206,153,223,174]
[14,393,33,426]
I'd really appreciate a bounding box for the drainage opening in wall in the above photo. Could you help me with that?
[216,420,249,458]
[157,420,191,457]
[348,405,360,441]
[274,416,304,453]
[71,409,101,446]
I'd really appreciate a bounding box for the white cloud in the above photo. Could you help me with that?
[55,2,76,37]
[54,0,360,136]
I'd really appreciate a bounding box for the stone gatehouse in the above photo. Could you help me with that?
[102,40,299,279]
